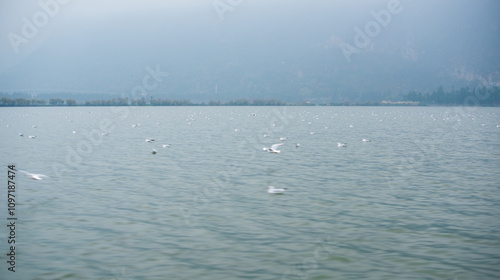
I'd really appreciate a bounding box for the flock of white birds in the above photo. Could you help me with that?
[5,109,381,195]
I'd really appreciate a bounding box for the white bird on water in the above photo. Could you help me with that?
[18,170,48,180]
[268,186,287,194]
[28,135,36,139]
[362,138,372,142]
[337,142,347,147]
[145,138,155,143]
[263,143,284,153]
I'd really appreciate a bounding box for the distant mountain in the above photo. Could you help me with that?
[1,0,498,103]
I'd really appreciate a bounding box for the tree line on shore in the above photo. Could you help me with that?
[402,86,500,106]
[0,97,290,107]
[1,86,499,107]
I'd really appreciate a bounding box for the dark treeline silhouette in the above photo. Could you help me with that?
[0,97,47,106]
[1,86,499,106]
[403,86,500,106]
[0,97,289,106]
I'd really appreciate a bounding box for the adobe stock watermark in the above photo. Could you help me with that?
[282,235,335,280]
[442,87,491,130]
[112,64,169,118]
[112,267,132,280]
[340,0,404,63]
[178,107,293,225]
[51,64,169,179]
[8,0,71,54]
[213,0,243,21]
[128,64,169,101]
[383,86,490,191]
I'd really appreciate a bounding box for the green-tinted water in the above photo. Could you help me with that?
[1,106,499,279]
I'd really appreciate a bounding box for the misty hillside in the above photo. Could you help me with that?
[1,0,499,103]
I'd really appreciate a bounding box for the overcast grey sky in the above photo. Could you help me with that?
[1,0,499,101]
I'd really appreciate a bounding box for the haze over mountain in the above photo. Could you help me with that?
[1,0,499,103]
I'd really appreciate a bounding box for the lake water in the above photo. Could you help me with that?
[0,106,499,280]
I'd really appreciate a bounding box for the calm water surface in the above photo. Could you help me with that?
[0,106,499,280]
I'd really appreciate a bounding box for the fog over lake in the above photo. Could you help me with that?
[1,0,499,102]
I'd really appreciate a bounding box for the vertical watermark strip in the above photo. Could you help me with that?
[6,164,17,273]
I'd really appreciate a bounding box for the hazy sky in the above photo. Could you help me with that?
[1,0,499,101]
